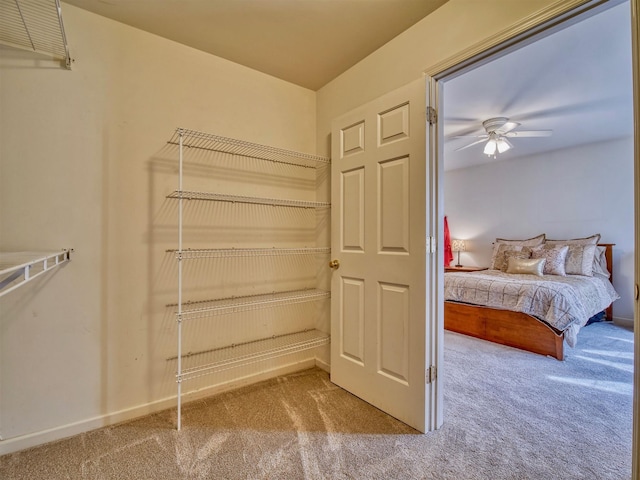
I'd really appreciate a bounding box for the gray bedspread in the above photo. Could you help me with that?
[444,270,620,347]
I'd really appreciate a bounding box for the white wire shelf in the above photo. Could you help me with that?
[169,288,330,320]
[166,246,331,259]
[0,249,71,298]
[167,190,330,209]
[171,329,330,382]
[0,0,72,69]
[168,128,330,169]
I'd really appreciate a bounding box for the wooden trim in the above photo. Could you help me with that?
[631,1,640,477]
[598,243,615,320]
[445,302,564,360]
[425,0,608,79]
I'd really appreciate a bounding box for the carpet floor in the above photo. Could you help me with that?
[0,321,634,479]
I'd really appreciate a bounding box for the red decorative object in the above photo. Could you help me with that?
[444,216,453,267]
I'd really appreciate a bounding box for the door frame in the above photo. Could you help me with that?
[424,0,639,478]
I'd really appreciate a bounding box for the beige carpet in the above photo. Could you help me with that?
[0,321,633,479]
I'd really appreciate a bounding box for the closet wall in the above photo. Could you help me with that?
[0,4,319,452]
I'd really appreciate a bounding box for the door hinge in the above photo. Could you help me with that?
[426,365,437,384]
[427,236,436,254]
[426,106,437,125]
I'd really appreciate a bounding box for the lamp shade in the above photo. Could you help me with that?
[451,239,466,252]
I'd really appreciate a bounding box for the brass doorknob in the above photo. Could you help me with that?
[329,259,340,270]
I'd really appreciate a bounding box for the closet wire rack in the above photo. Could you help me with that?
[169,127,331,430]
[168,288,331,321]
[167,128,331,169]
[0,0,72,69]
[0,250,71,298]
[166,246,331,259]
[166,190,330,209]
[171,329,330,382]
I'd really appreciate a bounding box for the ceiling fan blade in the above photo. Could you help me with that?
[494,121,520,134]
[503,137,514,148]
[454,138,488,151]
[451,134,488,139]
[504,130,553,138]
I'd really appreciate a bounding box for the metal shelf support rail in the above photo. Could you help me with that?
[0,249,72,298]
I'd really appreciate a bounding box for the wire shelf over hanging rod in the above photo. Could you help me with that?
[168,128,331,169]
[0,0,72,69]
[0,249,72,298]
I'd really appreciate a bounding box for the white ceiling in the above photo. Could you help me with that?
[62,0,448,91]
[443,2,634,171]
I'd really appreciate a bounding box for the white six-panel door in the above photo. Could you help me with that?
[330,78,435,432]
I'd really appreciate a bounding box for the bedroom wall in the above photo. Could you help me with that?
[444,137,635,323]
[0,4,320,453]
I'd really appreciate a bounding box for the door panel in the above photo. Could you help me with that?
[330,77,435,432]
[378,281,410,383]
[378,157,409,253]
[341,168,365,251]
[340,277,365,364]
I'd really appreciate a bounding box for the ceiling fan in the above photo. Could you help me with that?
[455,117,552,157]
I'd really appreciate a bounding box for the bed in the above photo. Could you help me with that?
[444,240,619,360]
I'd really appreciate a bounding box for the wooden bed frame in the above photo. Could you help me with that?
[444,243,614,360]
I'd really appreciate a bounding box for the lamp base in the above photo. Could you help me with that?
[455,264,462,267]
[454,250,463,268]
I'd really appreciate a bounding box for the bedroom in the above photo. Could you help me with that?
[0,0,638,477]
[441,0,635,356]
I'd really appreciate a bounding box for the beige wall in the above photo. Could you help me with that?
[0,4,319,453]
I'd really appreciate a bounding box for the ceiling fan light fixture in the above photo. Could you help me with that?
[497,138,511,153]
[483,139,497,156]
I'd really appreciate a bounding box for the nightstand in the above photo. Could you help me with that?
[445,266,488,273]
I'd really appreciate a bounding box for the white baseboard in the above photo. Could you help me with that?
[0,358,317,456]
[315,357,331,373]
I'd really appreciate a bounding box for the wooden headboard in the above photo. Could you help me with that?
[599,243,615,320]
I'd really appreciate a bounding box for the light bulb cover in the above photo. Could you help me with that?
[483,139,497,155]
[497,138,511,153]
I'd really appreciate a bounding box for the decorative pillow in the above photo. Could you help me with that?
[506,257,546,276]
[490,244,524,271]
[567,244,598,276]
[546,234,600,246]
[501,250,532,271]
[531,245,569,276]
[592,245,610,278]
[543,235,600,276]
[490,234,545,270]
[541,243,596,276]
[495,234,546,246]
